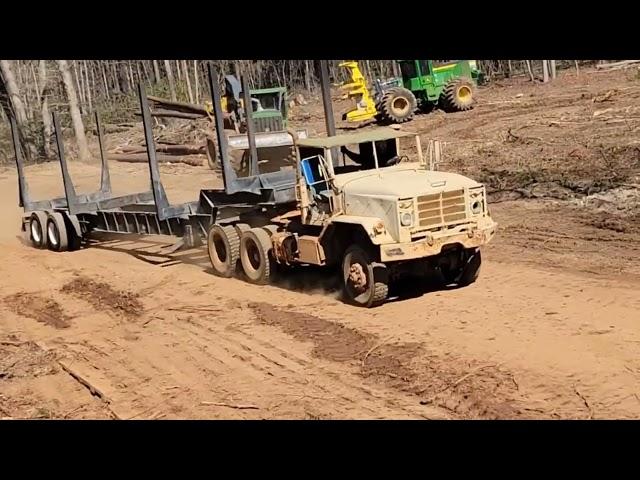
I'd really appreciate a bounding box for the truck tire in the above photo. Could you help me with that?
[439,78,475,112]
[240,228,274,285]
[378,87,417,124]
[458,249,482,287]
[440,248,481,287]
[46,212,69,252]
[29,211,49,249]
[208,225,241,278]
[342,244,389,307]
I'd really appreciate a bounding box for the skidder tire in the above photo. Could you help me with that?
[379,87,417,124]
[240,228,274,285]
[208,224,241,278]
[440,78,475,112]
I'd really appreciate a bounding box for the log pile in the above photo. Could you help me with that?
[595,60,640,71]
[108,142,206,166]
[110,94,217,166]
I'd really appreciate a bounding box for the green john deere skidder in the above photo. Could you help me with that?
[374,60,483,124]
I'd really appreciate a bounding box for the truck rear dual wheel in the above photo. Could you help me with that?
[240,228,275,285]
[207,224,241,278]
[342,244,389,308]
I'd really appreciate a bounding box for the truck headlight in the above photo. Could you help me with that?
[400,211,414,227]
[469,187,485,215]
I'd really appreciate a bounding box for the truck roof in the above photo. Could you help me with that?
[296,127,416,149]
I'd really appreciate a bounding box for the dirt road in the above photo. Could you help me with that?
[1,67,639,419]
[1,164,639,420]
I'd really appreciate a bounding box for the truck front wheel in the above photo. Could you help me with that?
[342,245,389,307]
[439,248,482,287]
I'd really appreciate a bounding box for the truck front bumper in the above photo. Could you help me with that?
[379,219,497,263]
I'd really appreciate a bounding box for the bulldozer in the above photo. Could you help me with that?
[340,60,483,125]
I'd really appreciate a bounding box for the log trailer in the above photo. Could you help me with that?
[12,62,496,307]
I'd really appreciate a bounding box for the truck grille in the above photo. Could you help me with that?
[416,189,466,228]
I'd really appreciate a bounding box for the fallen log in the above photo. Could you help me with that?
[147,95,208,116]
[136,110,205,120]
[91,123,138,135]
[596,60,640,70]
[115,144,206,155]
[108,153,203,166]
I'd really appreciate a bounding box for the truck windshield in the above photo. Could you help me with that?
[336,139,398,174]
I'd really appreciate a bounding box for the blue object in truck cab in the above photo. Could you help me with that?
[301,156,329,196]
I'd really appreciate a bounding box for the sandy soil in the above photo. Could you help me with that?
[1,67,639,419]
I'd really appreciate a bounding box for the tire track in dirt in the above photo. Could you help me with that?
[177,314,432,418]
[246,302,525,419]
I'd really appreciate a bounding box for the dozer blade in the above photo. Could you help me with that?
[227,129,308,150]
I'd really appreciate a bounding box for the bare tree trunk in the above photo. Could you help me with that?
[89,60,96,102]
[0,60,37,160]
[193,60,200,104]
[38,60,53,158]
[153,60,160,84]
[542,60,549,83]
[164,60,177,101]
[101,62,110,100]
[141,61,151,86]
[550,60,557,79]
[574,60,580,77]
[304,59,312,92]
[135,61,143,87]
[182,60,194,104]
[57,60,90,162]
[73,61,86,114]
[111,62,121,94]
[83,60,93,113]
[524,60,534,82]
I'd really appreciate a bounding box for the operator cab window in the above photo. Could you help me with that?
[399,62,417,79]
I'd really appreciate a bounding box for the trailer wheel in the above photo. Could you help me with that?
[29,211,49,248]
[46,212,69,252]
[342,244,389,308]
[207,224,241,278]
[240,228,274,285]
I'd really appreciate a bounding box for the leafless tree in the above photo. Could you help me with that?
[57,60,90,162]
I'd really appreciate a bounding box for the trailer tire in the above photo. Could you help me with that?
[46,212,69,252]
[208,224,241,278]
[240,228,274,285]
[29,211,49,249]
[342,244,389,307]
